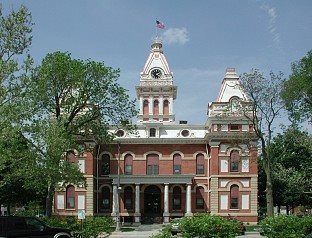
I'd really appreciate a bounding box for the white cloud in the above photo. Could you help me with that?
[162,27,189,45]
[261,4,281,45]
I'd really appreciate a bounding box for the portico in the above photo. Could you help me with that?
[110,175,194,223]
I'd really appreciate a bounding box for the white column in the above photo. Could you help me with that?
[159,97,163,115]
[169,98,173,114]
[112,185,118,216]
[164,184,169,213]
[163,183,170,223]
[149,96,153,115]
[134,184,141,223]
[186,183,192,216]
[139,97,143,114]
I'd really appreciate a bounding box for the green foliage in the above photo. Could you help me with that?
[180,214,239,238]
[269,126,312,209]
[41,216,114,238]
[282,50,312,123]
[259,215,312,238]
[150,224,172,238]
[302,216,312,235]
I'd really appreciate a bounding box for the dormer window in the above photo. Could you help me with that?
[230,96,240,112]
[115,129,125,137]
[149,128,156,137]
[181,129,190,137]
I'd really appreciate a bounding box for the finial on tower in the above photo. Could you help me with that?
[151,38,163,53]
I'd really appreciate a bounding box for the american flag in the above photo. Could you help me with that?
[156,20,165,29]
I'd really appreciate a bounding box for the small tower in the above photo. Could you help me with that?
[136,39,177,124]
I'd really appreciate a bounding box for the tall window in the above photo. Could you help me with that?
[196,153,205,175]
[163,100,169,115]
[66,185,75,209]
[124,154,133,175]
[124,187,133,210]
[143,100,149,116]
[173,153,182,174]
[230,185,239,209]
[147,154,159,175]
[230,150,239,172]
[196,187,205,209]
[101,187,110,210]
[172,187,181,210]
[149,128,156,137]
[153,100,159,115]
[101,154,110,175]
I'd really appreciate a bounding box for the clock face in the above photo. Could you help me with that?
[151,69,162,79]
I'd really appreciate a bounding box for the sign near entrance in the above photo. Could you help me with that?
[78,209,86,220]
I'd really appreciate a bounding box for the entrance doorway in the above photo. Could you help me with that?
[143,185,162,223]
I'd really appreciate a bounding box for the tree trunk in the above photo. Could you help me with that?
[265,164,274,217]
[262,138,274,217]
[45,185,54,217]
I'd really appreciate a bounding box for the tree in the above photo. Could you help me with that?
[25,52,137,217]
[239,69,285,217]
[281,50,312,123]
[270,126,312,212]
[0,5,34,212]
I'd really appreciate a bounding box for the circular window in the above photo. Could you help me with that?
[181,129,190,137]
[115,129,125,137]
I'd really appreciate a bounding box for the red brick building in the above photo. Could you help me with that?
[54,39,258,224]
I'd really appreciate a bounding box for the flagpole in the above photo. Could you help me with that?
[155,20,158,40]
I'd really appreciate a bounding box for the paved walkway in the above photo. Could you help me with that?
[105,225,265,238]
[106,224,163,238]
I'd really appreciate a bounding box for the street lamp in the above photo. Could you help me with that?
[115,142,121,231]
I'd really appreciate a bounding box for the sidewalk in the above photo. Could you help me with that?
[238,231,265,238]
[106,224,163,238]
[105,225,265,238]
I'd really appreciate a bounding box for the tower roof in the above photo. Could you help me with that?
[140,38,172,76]
[216,68,248,102]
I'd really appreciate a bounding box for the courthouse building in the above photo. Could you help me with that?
[54,39,258,224]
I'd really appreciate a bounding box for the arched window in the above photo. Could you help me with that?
[163,100,169,115]
[230,185,239,209]
[101,187,110,210]
[230,150,240,172]
[196,153,205,175]
[196,187,205,209]
[173,153,182,174]
[230,97,240,112]
[147,154,159,175]
[124,187,133,210]
[101,154,110,175]
[149,128,156,137]
[143,100,149,116]
[124,154,133,175]
[66,185,75,209]
[172,187,181,210]
[153,100,159,115]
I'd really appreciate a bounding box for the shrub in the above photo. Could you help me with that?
[150,224,173,238]
[259,215,305,238]
[42,216,114,238]
[302,216,312,235]
[179,214,240,238]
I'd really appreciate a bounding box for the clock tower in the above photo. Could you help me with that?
[136,39,177,123]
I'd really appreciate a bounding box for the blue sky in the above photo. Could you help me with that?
[3,0,312,125]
